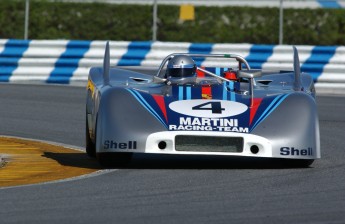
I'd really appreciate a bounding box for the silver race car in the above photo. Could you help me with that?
[86,42,320,167]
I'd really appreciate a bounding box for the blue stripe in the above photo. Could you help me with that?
[229,82,236,101]
[222,82,227,100]
[188,43,213,66]
[0,39,30,82]
[186,86,192,99]
[251,94,290,131]
[252,95,283,129]
[47,40,91,84]
[216,67,228,100]
[117,41,152,66]
[179,86,184,100]
[245,45,274,69]
[215,67,221,76]
[301,46,337,81]
[318,0,341,8]
[127,89,168,129]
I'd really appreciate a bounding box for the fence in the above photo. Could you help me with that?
[0,39,344,94]
[20,1,345,43]
[51,0,345,8]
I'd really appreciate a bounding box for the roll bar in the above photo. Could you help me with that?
[154,53,251,77]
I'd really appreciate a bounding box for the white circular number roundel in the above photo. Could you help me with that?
[169,100,248,118]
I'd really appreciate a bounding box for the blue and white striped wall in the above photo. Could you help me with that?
[0,39,344,94]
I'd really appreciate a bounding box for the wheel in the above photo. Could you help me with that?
[289,159,314,168]
[97,152,133,168]
[85,117,96,158]
[281,159,315,168]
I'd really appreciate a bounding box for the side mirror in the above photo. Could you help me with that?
[152,76,167,84]
[238,70,262,79]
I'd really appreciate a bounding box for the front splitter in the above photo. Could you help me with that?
[0,137,102,187]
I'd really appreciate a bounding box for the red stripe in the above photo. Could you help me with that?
[249,98,263,125]
[196,66,205,77]
[152,95,168,122]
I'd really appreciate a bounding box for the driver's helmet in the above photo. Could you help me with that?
[166,55,196,78]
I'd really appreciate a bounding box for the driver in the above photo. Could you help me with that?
[166,55,196,79]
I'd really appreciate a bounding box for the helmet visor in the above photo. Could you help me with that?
[168,67,195,78]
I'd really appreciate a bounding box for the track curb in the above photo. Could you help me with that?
[0,136,102,188]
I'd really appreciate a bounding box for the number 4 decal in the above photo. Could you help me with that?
[192,102,225,114]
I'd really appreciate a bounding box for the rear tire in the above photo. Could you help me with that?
[97,152,133,168]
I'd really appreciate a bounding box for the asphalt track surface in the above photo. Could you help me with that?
[0,83,345,224]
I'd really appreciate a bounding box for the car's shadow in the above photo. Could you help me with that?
[129,154,313,169]
[43,152,102,169]
[43,152,314,170]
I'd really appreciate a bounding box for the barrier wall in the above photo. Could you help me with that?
[0,39,344,94]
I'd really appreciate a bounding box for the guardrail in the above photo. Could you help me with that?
[0,39,344,94]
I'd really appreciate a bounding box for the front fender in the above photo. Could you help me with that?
[96,87,167,153]
[251,93,320,159]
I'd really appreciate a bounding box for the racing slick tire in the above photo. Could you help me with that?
[280,159,315,168]
[96,152,133,168]
[86,117,96,158]
[288,159,314,168]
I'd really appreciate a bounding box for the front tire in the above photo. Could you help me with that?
[277,159,315,168]
[288,159,314,168]
[97,152,133,168]
[86,117,96,158]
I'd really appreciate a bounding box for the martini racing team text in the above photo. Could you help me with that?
[169,117,249,133]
